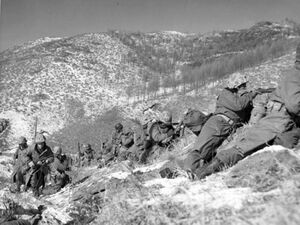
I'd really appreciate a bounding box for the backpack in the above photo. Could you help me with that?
[182,109,211,133]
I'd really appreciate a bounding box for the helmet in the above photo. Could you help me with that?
[161,111,172,124]
[83,143,91,150]
[35,133,46,144]
[228,73,248,89]
[53,146,62,155]
[18,136,27,145]
[296,42,300,62]
[115,123,123,131]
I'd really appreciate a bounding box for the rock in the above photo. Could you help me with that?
[225,148,300,192]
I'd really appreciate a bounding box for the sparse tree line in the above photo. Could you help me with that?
[107,28,300,100]
[125,38,299,101]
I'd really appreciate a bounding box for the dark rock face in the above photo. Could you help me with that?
[0,119,9,150]
[225,149,300,192]
[0,119,9,134]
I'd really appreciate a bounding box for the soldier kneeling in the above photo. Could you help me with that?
[43,146,70,195]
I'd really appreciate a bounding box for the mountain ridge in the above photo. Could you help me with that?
[0,19,299,142]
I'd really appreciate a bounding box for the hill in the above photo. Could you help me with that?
[0,20,300,225]
[0,20,300,145]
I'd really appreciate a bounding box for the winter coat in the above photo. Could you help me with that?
[121,131,134,149]
[80,148,95,166]
[26,144,54,164]
[215,88,256,123]
[25,144,54,186]
[51,154,69,174]
[271,62,300,117]
[148,121,174,144]
[12,146,30,182]
[216,63,300,166]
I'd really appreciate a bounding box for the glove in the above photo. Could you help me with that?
[28,161,35,168]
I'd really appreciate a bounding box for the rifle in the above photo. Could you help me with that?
[255,87,276,94]
[34,117,38,142]
[142,102,161,113]
[77,142,81,167]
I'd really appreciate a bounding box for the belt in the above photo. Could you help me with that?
[267,100,286,112]
[216,114,234,125]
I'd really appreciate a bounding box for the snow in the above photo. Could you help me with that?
[0,110,34,147]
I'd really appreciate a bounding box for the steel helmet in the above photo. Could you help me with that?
[115,123,123,130]
[53,146,62,155]
[228,73,248,89]
[35,133,46,144]
[161,111,172,124]
[18,136,27,145]
[83,143,91,150]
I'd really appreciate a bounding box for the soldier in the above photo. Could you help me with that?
[0,199,44,225]
[139,111,175,164]
[118,128,135,161]
[10,136,30,193]
[43,146,70,194]
[183,74,258,176]
[111,123,124,157]
[195,43,300,179]
[80,143,95,166]
[25,133,54,196]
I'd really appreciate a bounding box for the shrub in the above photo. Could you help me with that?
[49,107,125,154]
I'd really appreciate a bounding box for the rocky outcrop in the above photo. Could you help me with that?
[0,119,9,135]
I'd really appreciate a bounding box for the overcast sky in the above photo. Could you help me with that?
[1,0,300,51]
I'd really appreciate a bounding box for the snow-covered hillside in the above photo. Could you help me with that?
[1,20,300,224]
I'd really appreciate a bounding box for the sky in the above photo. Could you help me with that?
[0,0,300,51]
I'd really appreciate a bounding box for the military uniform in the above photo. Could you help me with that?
[111,130,123,156]
[80,144,95,167]
[0,201,42,225]
[25,134,54,196]
[118,129,134,161]
[11,138,30,192]
[184,75,256,173]
[44,147,70,194]
[139,118,175,163]
[195,44,300,179]
[218,62,300,166]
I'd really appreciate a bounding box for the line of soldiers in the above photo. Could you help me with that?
[100,112,177,166]
[9,43,300,198]
[11,133,71,197]
[96,109,212,167]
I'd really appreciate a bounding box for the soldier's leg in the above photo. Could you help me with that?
[197,112,295,179]
[31,170,44,196]
[184,116,232,172]
[30,172,38,195]
[15,171,24,192]
[139,140,153,164]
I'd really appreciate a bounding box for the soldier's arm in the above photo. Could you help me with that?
[13,148,19,164]
[152,127,168,143]
[45,148,54,164]
[224,90,256,111]
[26,149,35,167]
[121,134,134,147]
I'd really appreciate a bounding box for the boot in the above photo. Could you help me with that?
[194,158,223,180]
